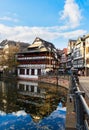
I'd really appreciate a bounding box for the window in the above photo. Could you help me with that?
[31,69,35,75]
[20,69,25,75]
[86,58,89,64]
[73,60,77,65]
[31,85,34,92]
[19,84,24,90]
[26,69,29,75]
[86,47,89,54]
[26,85,29,91]
[78,59,84,65]
[37,69,41,75]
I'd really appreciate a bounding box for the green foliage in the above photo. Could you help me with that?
[0,45,19,72]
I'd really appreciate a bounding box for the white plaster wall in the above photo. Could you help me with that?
[18,74,38,79]
[18,80,38,86]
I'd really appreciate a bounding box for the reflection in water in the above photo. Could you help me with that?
[0,78,67,129]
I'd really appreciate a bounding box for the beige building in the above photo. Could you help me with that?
[66,40,76,69]
[85,34,89,76]
[0,46,4,71]
[66,34,89,76]
[73,37,85,72]
[0,40,29,71]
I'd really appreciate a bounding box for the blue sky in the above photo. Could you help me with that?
[0,0,89,49]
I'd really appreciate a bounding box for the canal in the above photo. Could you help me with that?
[0,78,68,130]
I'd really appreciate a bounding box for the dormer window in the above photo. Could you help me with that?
[36,38,40,41]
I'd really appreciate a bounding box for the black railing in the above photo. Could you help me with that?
[70,70,89,130]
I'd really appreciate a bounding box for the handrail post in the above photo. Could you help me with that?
[70,71,89,130]
[75,91,85,130]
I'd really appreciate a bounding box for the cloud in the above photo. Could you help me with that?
[0,24,87,47]
[60,29,87,39]
[60,0,82,28]
[0,16,19,22]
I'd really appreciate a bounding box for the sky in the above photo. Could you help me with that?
[0,0,89,49]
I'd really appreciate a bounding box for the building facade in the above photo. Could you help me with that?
[66,40,76,70]
[59,48,67,73]
[0,40,29,72]
[17,37,59,79]
[85,34,89,76]
[73,37,85,75]
[66,34,89,76]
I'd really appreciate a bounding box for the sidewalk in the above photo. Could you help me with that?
[65,96,76,130]
[65,77,76,130]
[66,76,89,130]
[79,76,89,106]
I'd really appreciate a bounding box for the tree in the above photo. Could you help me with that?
[0,51,7,68]
[0,44,20,73]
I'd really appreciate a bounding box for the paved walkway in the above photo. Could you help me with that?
[79,76,89,105]
[66,76,89,130]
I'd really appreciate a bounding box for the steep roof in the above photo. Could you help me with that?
[0,39,30,47]
[0,39,30,52]
[28,37,56,52]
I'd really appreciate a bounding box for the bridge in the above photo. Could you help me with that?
[66,70,89,130]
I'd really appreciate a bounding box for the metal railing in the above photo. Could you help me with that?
[70,70,89,130]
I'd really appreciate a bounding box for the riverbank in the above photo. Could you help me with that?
[38,75,69,89]
[0,73,69,89]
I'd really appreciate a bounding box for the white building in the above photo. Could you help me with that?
[17,37,59,80]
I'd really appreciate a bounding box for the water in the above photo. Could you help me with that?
[0,78,67,130]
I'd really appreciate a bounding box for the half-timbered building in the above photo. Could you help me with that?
[17,37,59,79]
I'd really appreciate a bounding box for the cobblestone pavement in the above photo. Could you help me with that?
[79,76,89,106]
[79,76,89,98]
[66,76,89,130]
